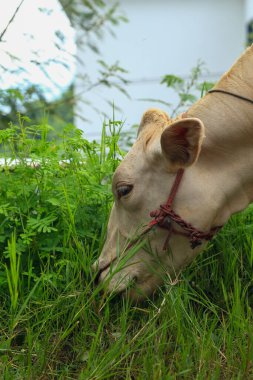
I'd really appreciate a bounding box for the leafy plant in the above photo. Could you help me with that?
[0,115,124,300]
[161,61,214,117]
[123,62,215,149]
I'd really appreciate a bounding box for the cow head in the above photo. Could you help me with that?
[94,108,221,300]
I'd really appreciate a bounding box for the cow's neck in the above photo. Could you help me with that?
[188,46,253,224]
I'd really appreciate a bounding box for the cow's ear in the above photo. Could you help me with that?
[138,108,170,136]
[160,118,205,170]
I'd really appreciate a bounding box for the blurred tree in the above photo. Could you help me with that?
[0,85,74,135]
[0,0,128,130]
[247,19,253,46]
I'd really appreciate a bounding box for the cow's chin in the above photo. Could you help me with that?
[98,265,163,302]
[123,278,162,302]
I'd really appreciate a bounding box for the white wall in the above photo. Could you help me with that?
[246,0,253,21]
[75,0,246,139]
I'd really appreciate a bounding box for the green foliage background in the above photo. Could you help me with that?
[0,85,74,133]
[0,115,122,293]
[0,113,253,379]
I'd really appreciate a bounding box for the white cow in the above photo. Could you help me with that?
[94,45,253,300]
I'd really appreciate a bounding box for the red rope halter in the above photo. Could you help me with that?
[128,169,221,251]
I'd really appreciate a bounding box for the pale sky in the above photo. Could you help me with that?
[0,0,76,98]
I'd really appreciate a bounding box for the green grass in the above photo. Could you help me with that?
[0,116,253,379]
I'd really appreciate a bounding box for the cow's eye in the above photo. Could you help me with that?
[116,184,133,199]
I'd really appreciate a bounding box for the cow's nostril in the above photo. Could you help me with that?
[92,261,112,286]
[91,261,100,285]
[93,269,101,286]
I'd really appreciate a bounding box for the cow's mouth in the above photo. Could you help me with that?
[93,264,159,303]
[93,260,141,297]
[93,261,112,286]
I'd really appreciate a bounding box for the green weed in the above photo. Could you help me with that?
[0,115,252,379]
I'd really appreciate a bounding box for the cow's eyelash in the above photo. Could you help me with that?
[116,184,133,199]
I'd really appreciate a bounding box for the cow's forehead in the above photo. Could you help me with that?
[120,139,151,171]
[112,163,135,187]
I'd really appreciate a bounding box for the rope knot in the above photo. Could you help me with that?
[149,209,160,218]
[160,204,172,214]
[141,169,221,252]
[190,235,202,249]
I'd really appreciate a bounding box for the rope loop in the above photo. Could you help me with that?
[128,168,221,251]
[147,169,221,250]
